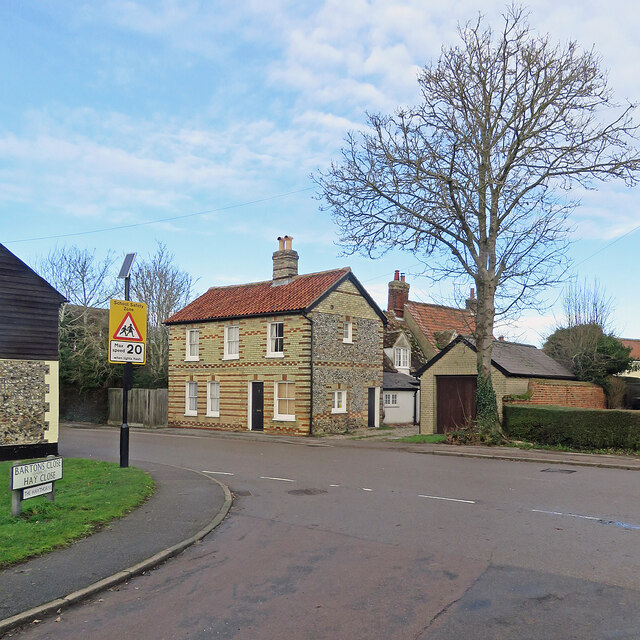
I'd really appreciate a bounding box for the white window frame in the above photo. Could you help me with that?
[394,346,409,369]
[274,381,295,421]
[331,390,347,414]
[185,328,199,361]
[185,381,198,416]
[206,381,220,417]
[384,392,398,407]
[267,321,284,358]
[342,321,353,344]
[223,325,239,360]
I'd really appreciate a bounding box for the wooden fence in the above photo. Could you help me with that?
[108,388,168,427]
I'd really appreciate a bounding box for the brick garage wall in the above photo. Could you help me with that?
[512,378,606,409]
[0,358,50,445]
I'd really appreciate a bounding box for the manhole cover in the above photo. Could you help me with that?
[540,468,577,474]
[288,488,328,495]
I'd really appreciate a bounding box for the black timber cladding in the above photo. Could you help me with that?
[0,244,66,360]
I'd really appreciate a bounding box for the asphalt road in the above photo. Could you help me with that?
[9,426,640,639]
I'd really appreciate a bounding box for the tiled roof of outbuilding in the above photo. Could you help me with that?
[404,301,475,350]
[620,338,640,360]
[166,267,383,324]
[418,336,575,379]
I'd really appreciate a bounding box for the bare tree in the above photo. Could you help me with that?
[315,5,640,427]
[37,246,117,310]
[35,246,119,393]
[544,280,630,401]
[130,242,194,387]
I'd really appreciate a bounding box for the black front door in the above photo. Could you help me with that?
[251,382,264,431]
[367,387,376,428]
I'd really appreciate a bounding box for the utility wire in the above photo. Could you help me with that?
[5,187,314,244]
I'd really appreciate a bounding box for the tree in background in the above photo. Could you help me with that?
[315,6,640,434]
[130,242,194,387]
[543,280,631,400]
[36,246,120,394]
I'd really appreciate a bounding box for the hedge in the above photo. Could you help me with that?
[503,404,640,450]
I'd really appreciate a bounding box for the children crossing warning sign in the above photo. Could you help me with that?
[113,312,143,341]
[109,299,147,364]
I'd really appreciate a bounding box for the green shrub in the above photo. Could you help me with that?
[503,404,640,450]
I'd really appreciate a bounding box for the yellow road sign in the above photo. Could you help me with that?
[109,299,147,364]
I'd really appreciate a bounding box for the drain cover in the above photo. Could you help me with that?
[541,468,577,474]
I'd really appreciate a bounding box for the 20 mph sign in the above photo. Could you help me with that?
[109,299,147,364]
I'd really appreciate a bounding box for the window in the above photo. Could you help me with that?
[342,321,353,343]
[384,392,398,407]
[274,381,295,421]
[185,381,198,416]
[207,381,220,417]
[224,325,239,360]
[186,329,199,361]
[331,390,347,414]
[267,321,284,357]
[394,347,409,369]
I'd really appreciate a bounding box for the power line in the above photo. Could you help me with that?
[5,187,314,244]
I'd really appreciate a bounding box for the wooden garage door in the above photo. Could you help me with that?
[436,376,477,434]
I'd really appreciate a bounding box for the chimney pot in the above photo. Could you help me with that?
[388,271,410,318]
[470,287,475,299]
[272,235,298,284]
[499,336,504,341]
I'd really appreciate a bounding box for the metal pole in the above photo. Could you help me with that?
[120,275,131,468]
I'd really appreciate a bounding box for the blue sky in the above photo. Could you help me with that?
[2,0,639,345]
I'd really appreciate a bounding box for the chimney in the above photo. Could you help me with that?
[466,287,477,313]
[388,270,410,318]
[272,235,299,285]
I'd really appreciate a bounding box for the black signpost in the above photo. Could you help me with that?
[118,253,136,468]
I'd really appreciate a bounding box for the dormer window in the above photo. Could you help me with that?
[394,346,409,370]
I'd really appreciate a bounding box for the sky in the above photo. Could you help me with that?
[2,0,639,346]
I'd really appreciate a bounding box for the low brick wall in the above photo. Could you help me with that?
[512,378,606,410]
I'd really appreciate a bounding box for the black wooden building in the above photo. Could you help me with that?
[0,243,66,460]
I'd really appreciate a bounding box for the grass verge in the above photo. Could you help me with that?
[0,458,155,568]
[396,434,447,444]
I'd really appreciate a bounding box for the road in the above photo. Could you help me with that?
[10,426,640,639]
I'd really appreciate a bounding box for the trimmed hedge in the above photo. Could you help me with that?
[503,404,640,450]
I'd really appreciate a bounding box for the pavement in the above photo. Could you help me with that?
[1,424,639,636]
[0,460,232,637]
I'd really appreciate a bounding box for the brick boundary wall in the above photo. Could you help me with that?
[510,378,606,410]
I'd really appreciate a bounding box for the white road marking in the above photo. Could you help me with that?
[329,484,340,487]
[362,488,373,492]
[418,494,476,504]
[260,476,295,482]
[531,509,599,521]
[202,471,234,476]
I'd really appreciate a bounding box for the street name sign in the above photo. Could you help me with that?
[109,299,147,364]
[11,456,63,490]
[10,456,63,516]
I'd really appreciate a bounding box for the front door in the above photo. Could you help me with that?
[367,387,376,428]
[436,376,477,434]
[251,381,264,431]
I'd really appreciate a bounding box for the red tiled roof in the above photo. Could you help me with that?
[166,268,351,324]
[404,300,475,350]
[620,338,640,360]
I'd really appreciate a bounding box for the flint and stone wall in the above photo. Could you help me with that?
[310,280,383,435]
[0,358,59,447]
